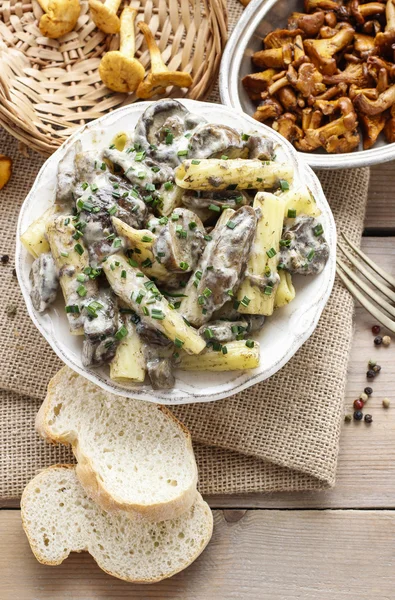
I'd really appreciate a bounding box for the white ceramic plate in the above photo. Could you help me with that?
[16,100,336,405]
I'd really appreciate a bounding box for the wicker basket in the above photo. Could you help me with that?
[0,0,227,155]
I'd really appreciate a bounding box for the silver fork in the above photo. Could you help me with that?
[336,232,395,333]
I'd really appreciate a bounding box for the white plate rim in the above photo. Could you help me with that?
[16,99,336,404]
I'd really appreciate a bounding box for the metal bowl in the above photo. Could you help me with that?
[219,0,395,169]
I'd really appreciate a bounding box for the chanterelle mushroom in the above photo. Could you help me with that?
[136,22,193,99]
[89,0,122,34]
[99,8,145,93]
[0,155,12,190]
[288,11,325,36]
[35,0,80,39]
[354,83,395,114]
[384,104,395,141]
[359,112,387,148]
[304,26,355,75]
[374,0,395,59]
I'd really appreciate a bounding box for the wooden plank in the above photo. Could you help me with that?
[365,162,395,231]
[3,239,394,511]
[1,509,394,599]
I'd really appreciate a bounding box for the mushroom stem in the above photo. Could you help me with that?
[119,7,137,57]
[36,0,49,10]
[89,0,122,34]
[138,21,167,74]
[105,0,122,12]
[385,0,395,30]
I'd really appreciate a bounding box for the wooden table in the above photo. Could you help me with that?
[1,163,395,599]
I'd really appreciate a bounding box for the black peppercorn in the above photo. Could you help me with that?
[364,387,373,396]
[374,336,382,346]
[366,370,376,379]
[354,410,363,421]
[1,255,9,264]
[373,364,381,373]
[364,414,373,424]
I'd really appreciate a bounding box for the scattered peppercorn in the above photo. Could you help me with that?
[382,335,391,346]
[344,414,352,423]
[364,414,373,424]
[374,336,382,346]
[368,359,376,368]
[372,325,381,335]
[354,410,363,421]
[364,387,373,396]
[359,392,368,403]
[366,370,376,379]
[373,364,381,373]
[1,254,9,264]
[383,398,390,409]
[354,398,364,410]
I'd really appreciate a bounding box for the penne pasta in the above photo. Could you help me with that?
[275,270,296,308]
[175,158,293,191]
[110,321,146,382]
[178,340,260,371]
[102,254,206,355]
[21,206,58,259]
[281,185,321,219]
[237,192,285,316]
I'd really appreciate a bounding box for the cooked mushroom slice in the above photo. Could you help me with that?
[351,0,386,24]
[180,206,257,327]
[245,135,275,160]
[146,357,175,390]
[304,0,340,12]
[322,62,371,87]
[82,336,119,367]
[103,148,173,186]
[134,99,206,167]
[287,63,326,98]
[136,321,172,346]
[30,253,59,313]
[242,69,277,100]
[384,104,395,142]
[56,141,81,208]
[187,124,247,159]
[253,97,283,123]
[279,216,329,275]
[83,289,119,342]
[252,47,292,69]
[304,26,355,75]
[288,11,325,36]
[359,113,387,149]
[354,33,376,57]
[354,83,395,115]
[248,315,266,333]
[198,319,250,344]
[272,113,304,144]
[182,190,250,212]
[153,207,206,273]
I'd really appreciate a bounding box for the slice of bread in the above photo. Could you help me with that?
[21,465,213,583]
[36,367,198,521]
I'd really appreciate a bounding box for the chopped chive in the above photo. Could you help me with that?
[226,184,238,190]
[136,291,145,304]
[279,179,289,191]
[277,262,286,270]
[171,213,180,221]
[164,181,174,190]
[242,133,250,141]
[114,260,120,266]
[233,300,240,310]
[163,291,188,298]
[184,133,191,138]
[188,221,197,230]
[151,166,160,173]
[213,342,222,352]
[183,317,191,327]
[307,249,315,262]
[231,324,239,334]
[177,150,188,157]
[115,325,128,340]
[208,204,220,213]
[145,183,155,192]
[113,238,122,248]
[256,177,263,182]
[121,270,126,279]
[106,233,115,241]
[141,258,152,268]
[174,337,184,348]
[74,243,84,255]
[221,155,228,160]
[266,247,276,258]
[100,162,106,171]
[245,339,254,348]
[264,285,273,295]
[203,287,212,297]
[137,172,146,179]
[110,263,115,271]
[222,345,228,355]
[313,224,324,237]
[81,182,89,190]
[159,217,168,225]
[202,308,207,314]
[226,220,236,229]
[72,231,83,240]
[151,311,165,320]
[279,239,291,248]
[287,209,297,218]
[144,281,155,290]
[195,270,202,280]
[128,258,139,268]
[204,328,213,339]
[241,295,250,307]
[109,144,115,149]
[76,274,86,283]
[64,218,70,226]
[65,304,80,314]
[165,132,174,144]
[136,272,144,277]
[191,159,200,165]
[76,284,87,297]
[235,195,243,205]
[60,251,69,258]
[179,261,189,271]
[142,306,149,316]
[141,235,153,243]
[198,295,205,305]
[135,151,146,162]
[204,234,212,241]
[108,205,117,216]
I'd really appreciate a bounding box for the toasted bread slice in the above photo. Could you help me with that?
[21,465,213,583]
[36,367,198,521]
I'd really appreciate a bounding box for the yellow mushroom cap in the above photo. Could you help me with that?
[89,0,120,34]
[39,0,80,39]
[99,51,145,93]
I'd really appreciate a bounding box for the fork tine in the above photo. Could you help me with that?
[336,266,395,333]
[341,232,395,289]
[337,257,395,318]
[337,242,395,303]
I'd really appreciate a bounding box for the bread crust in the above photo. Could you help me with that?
[36,367,198,521]
[21,465,213,583]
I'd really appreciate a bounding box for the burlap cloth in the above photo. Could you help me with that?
[0,2,369,498]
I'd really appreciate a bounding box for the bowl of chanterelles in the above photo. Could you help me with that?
[220,0,395,168]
